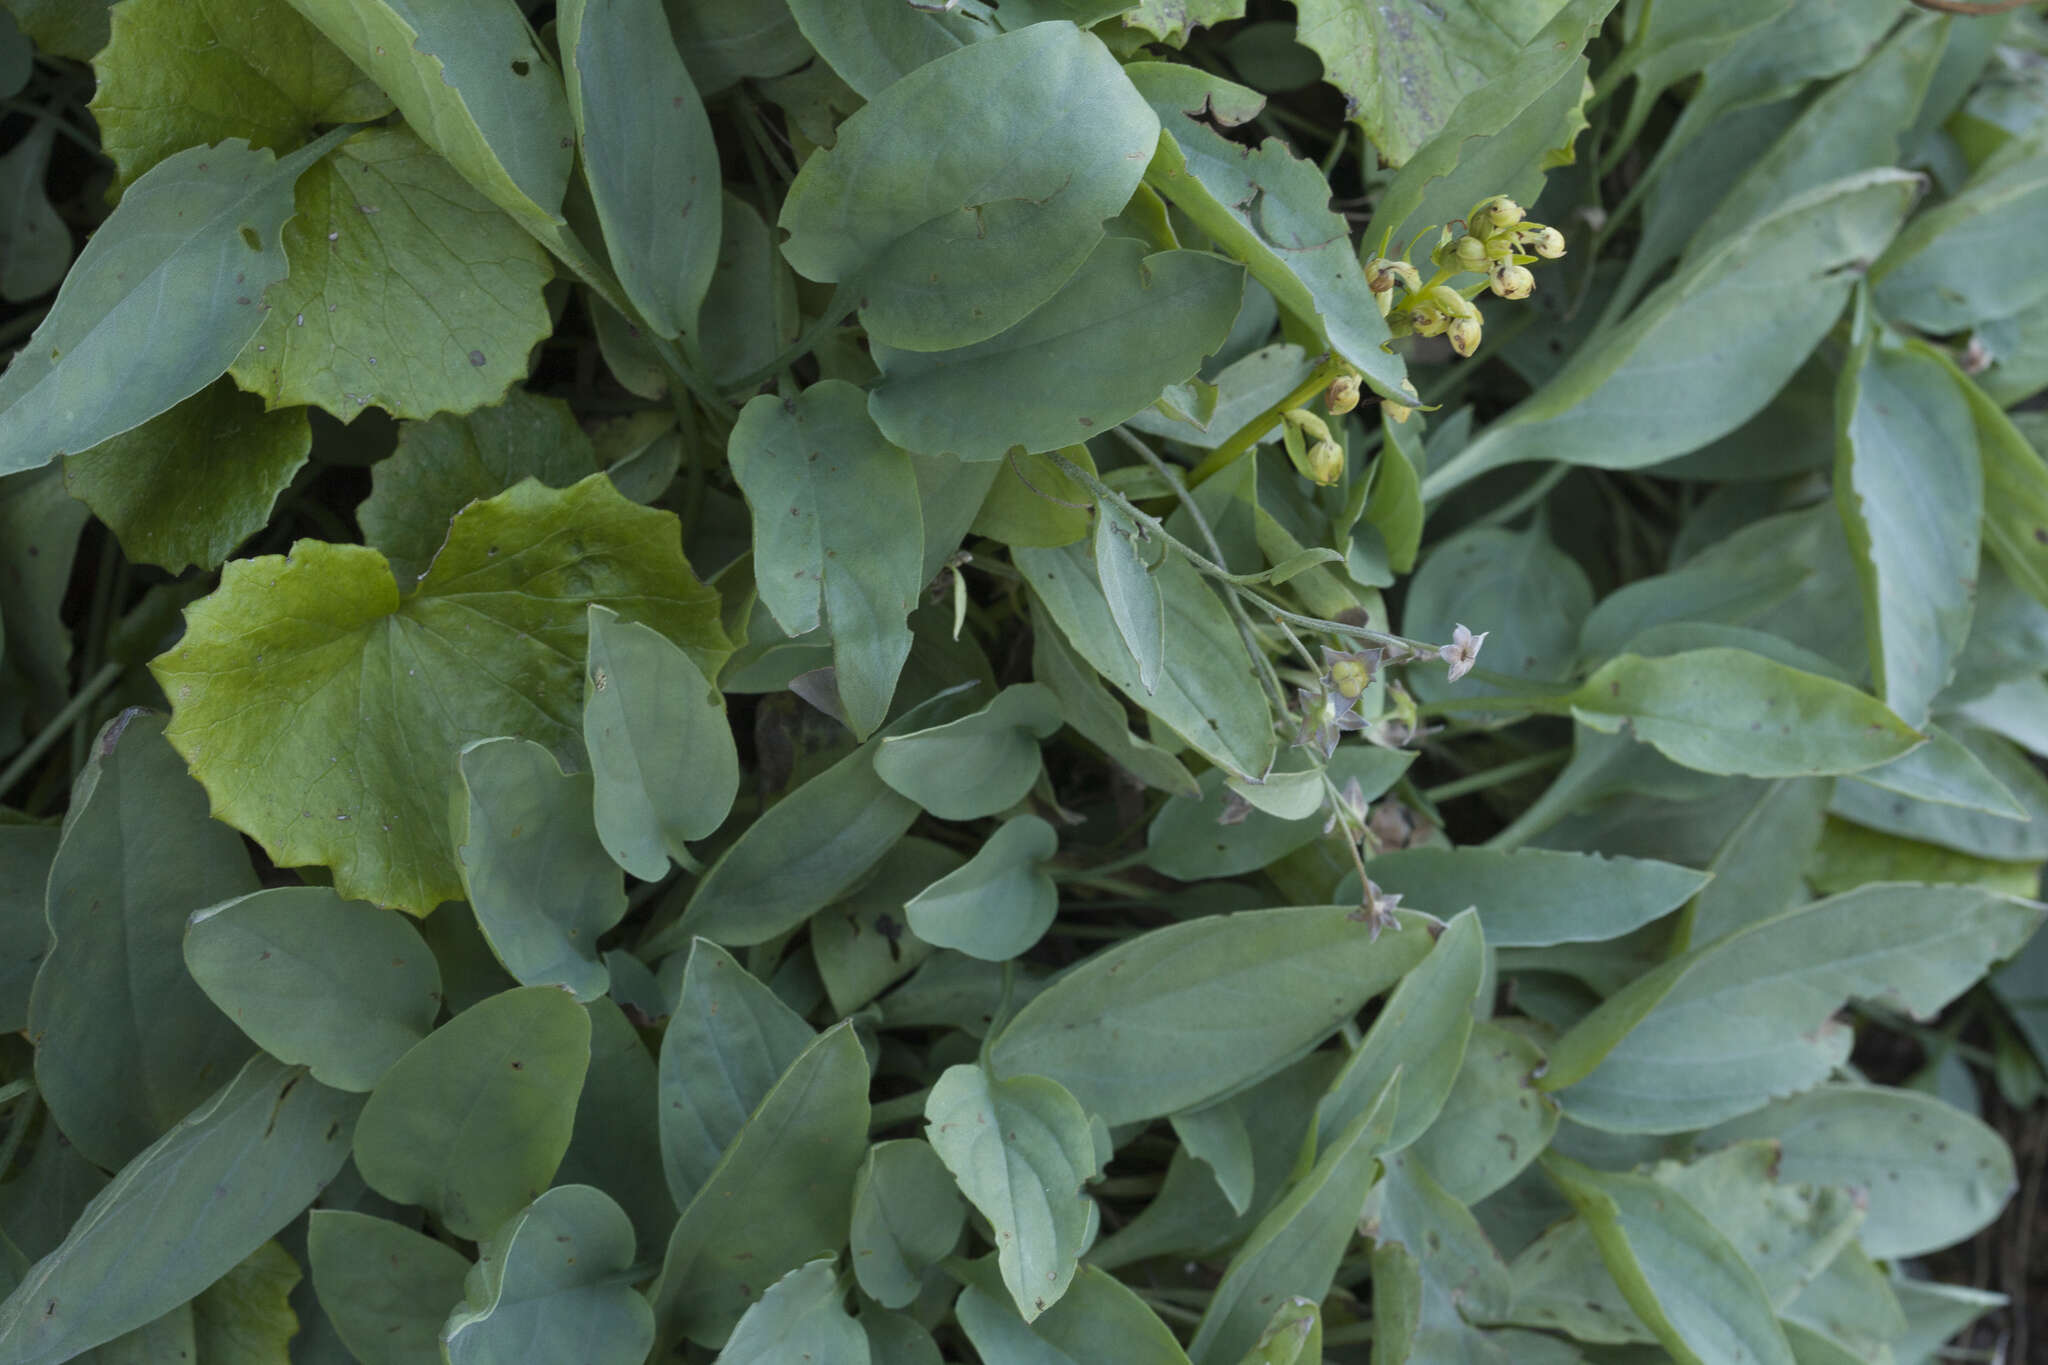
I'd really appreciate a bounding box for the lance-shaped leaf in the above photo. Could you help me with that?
[649,1022,871,1351]
[1019,541,1274,779]
[1835,321,1980,727]
[1832,727,2048,860]
[656,940,814,1210]
[989,904,1435,1125]
[352,986,591,1240]
[1031,610,1199,797]
[873,684,1060,820]
[1188,1076,1399,1365]
[556,998,673,1259]
[729,381,923,739]
[308,1211,472,1365]
[184,885,442,1093]
[152,474,728,915]
[1681,778,1830,947]
[905,814,1061,961]
[87,0,389,191]
[61,378,310,574]
[442,1185,654,1365]
[558,0,718,340]
[850,1141,966,1310]
[1367,847,1709,948]
[866,239,1244,462]
[953,1261,1192,1365]
[925,1064,1097,1322]
[1367,1154,1513,1359]
[1873,123,2048,334]
[192,1240,301,1365]
[1693,1085,2017,1259]
[1422,170,1920,500]
[1095,495,1166,694]
[0,124,69,303]
[1958,352,2048,611]
[28,710,258,1170]
[0,1055,360,1365]
[0,133,342,476]
[280,0,573,230]
[717,1259,868,1365]
[1566,648,1922,778]
[1544,884,2044,1133]
[778,22,1158,351]
[582,605,738,879]
[1406,1020,1559,1204]
[454,737,626,1002]
[228,127,554,423]
[1129,62,1405,399]
[811,838,959,1016]
[1542,1154,1796,1365]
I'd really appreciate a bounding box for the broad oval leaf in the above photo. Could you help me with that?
[0,1055,359,1365]
[442,1185,654,1365]
[849,1141,966,1310]
[308,1211,472,1365]
[352,985,592,1240]
[872,683,1060,819]
[716,1259,870,1365]
[1406,1020,1560,1205]
[905,815,1061,961]
[1148,748,1414,881]
[0,134,341,476]
[1402,520,1593,701]
[866,240,1245,462]
[184,885,442,1093]
[924,1064,1097,1323]
[788,0,982,98]
[988,904,1436,1125]
[583,605,738,879]
[152,474,728,915]
[777,22,1158,351]
[1568,648,1922,778]
[953,1262,1192,1365]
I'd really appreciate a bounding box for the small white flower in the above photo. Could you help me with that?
[1440,624,1488,682]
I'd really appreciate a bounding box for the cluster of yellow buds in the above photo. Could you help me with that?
[1279,406,1345,485]
[1366,195,1566,361]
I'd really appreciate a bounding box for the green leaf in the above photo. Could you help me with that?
[153,474,728,915]
[191,1240,302,1365]
[0,821,56,1034]
[442,1186,654,1365]
[728,380,924,738]
[28,710,257,1169]
[1319,909,1485,1154]
[788,0,983,98]
[1680,777,1831,947]
[905,815,1061,961]
[1406,1019,1559,1203]
[558,0,718,340]
[1366,409,1425,574]
[867,240,1244,462]
[228,128,555,423]
[1959,354,2048,611]
[1423,170,1921,499]
[356,388,597,589]
[0,0,111,64]
[1095,498,1166,695]
[1187,1075,1398,1365]
[1545,884,2044,1132]
[352,985,591,1240]
[88,0,386,191]
[61,378,309,573]
[697,192,799,389]
[1847,721,2025,819]
[0,124,67,303]
[454,736,625,1001]
[648,1021,871,1351]
[556,998,674,1258]
[308,1211,471,1365]
[1367,847,1709,948]
[280,0,573,230]
[668,0,810,96]
[1029,606,1199,797]
[953,1262,1193,1365]
[1833,727,2048,859]
[1693,1084,2016,1259]
[1873,125,2048,334]
[0,465,87,712]
[0,1055,359,1365]
[873,684,1060,819]
[1367,1154,1512,1358]
[778,23,1158,350]
[67,1308,195,1365]
[582,605,738,879]
[183,885,442,1093]
[1835,324,1980,727]
[1128,62,1405,399]
[988,904,1435,1125]
[1402,521,1592,701]
[1019,541,1275,778]
[1231,1297,1320,1365]
[1542,1154,1796,1365]
[656,939,814,1209]
[1169,1101,1256,1216]
[1566,648,1922,778]
[925,1064,1097,1322]
[1292,0,1563,167]
[849,1141,966,1309]
[715,1259,869,1365]
[0,133,341,476]
[972,445,1097,550]
[811,838,959,1015]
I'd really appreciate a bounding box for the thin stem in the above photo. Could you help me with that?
[1469,464,1571,529]
[1421,747,1570,802]
[868,1089,933,1132]
[720,283,858,395]
[1187,354,1349,489]
[0,661,121,803]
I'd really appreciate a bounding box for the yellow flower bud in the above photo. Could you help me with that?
[1324,374,1361,416]
[1447,313,1482,357]
[1365,257,1422,295]
[1489,262,1535,300]
[1422,285,1476,319]
[1471,195,1524,233]
[1453,234,1490,271]
[1521,224,1565,259]
[1307,439,1345,485]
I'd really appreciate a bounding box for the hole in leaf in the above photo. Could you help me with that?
[240,226,261,251]
[510,58,530,76]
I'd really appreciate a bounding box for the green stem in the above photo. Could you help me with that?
[0,1092,37,1182]
[0,1078,33,1109]
[720,283,859,395]
[1187,355,1349,489]
[868,1089,933,1132]
[14,663,123,803]
[1421,746,1570,802]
